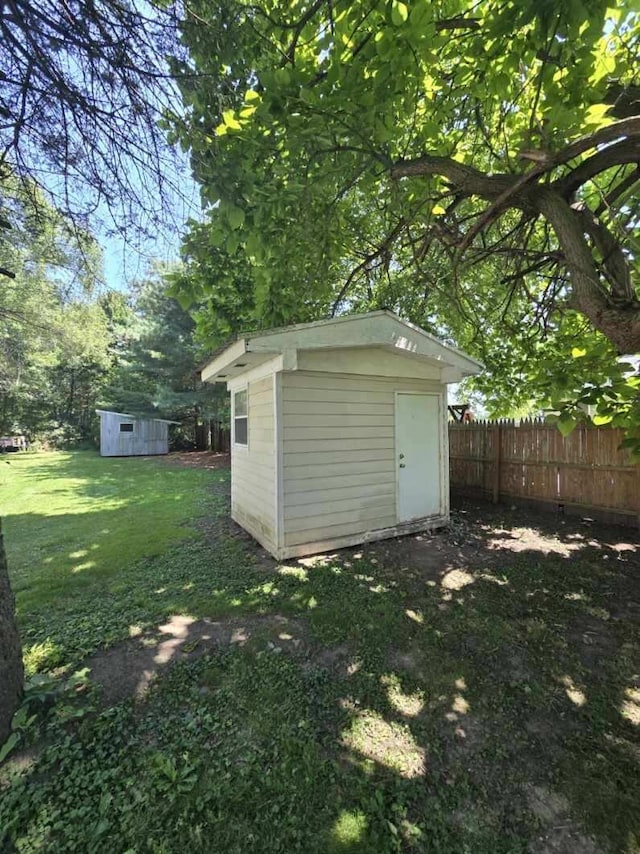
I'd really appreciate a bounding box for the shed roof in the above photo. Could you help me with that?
[200,310,482,384]
[95,409,180,424]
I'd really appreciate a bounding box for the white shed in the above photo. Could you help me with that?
[96,410,177,457]
[200,311,482,559]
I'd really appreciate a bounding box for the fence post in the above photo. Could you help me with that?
[492,421,501,504]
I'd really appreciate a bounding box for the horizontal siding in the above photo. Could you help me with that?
[285,459,395,481]
[285,513,398,547]
[249,388,272,406]
[286,502,394,533]
[283,425,392,441]
[284,372,440,391]
[282,370,443,551]
[231,466,274,496]
[286,437,393,454]
[284,448,393,467]
[249,408,273,419]
[232,468,274,492]
[232,507,276,554]
[286,492,395,519]
[283,481,395,507]
[283,387,398,405]
[285,470,394,494]
[248,430,274,446]
[232,375,276,547]
[283,371,401,548]
[285,413,394,428]
[297,347,442,380]
[283,401,394,417]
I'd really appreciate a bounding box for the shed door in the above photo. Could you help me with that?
[396,393,441,522]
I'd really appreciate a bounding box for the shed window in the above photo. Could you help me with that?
[234,389,248,446]
[119,423,134,433]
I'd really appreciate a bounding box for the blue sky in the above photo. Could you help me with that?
[102,229,181,292]
[99,158,201,293]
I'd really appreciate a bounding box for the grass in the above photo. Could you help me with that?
[0,451,639,853]
[1,451,217,608]
[0,451,225,668]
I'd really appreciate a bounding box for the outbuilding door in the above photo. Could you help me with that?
[396,393,441,522]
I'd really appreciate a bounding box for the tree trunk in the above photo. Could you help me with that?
[0,518,23,744]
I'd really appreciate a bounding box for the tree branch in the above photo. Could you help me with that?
[552,138,640,199]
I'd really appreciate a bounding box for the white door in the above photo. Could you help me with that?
[396,393,441,522]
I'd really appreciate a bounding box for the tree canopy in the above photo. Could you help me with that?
[0,0,187,241]
[169,0,640,439]
[105,270,224,437]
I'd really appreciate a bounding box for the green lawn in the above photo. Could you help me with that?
[0,451,230,671]
[0,451,639,853]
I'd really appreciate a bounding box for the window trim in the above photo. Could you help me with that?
[119,422,134,433]
[233,387,248,449]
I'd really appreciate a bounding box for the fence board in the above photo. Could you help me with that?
[449,419,639,527]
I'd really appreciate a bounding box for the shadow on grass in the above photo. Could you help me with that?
[2,489,639,853]
[4,451,229,613]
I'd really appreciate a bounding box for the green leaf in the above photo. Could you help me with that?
[0,732,20,763]
[174,290,194,311]
[391,1,409,26]
[583,103,613,127]
[209,228,226,247]
[11,705,30,730]
[227,206,245,230]
[222,109,241,130]
[557,415,577,437]
[592,413,613,425]
[246,232,261,255]
[226,232,241,254]
[571,347,587,358]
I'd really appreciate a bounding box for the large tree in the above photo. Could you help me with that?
[169,0,640,430]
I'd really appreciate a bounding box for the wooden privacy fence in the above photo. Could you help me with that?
[211,420,231,453]
[194,420,230,453]
[449,419,640,527]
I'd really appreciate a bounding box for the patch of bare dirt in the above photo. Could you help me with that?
[300,643,357,681]
[361,500,639,579]
[85,614,307,706]
[525,785,603,854]
[160,451,230,470]
[84,612,358,708]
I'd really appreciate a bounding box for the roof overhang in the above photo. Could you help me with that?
[200,310,483,385]
[95,409,180,424]
[199,339,279,384]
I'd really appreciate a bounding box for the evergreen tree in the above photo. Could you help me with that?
[105,271,224,446]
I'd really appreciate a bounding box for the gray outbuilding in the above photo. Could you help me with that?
[96,410,177,457]
[200,311,482,559]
